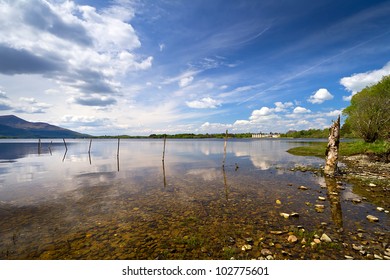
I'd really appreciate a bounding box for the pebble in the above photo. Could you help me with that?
[276,199,282,205]
[376,207,384,212]
[345,255,354,260]
[369,183,376,187]
[287,235,298,243]
[318,196,326,201]
[298,186,308,190]
[320,233,332,243]
[270,231,283,235]
[313,238,321,244]
[241,244,252,251]
[374,254,383,260]
[280,213,290,219]
[315,204,325,213]
[290,212,299,218]
[352,198,362,203]
[261,249,272,256]
[366,215,379,222]
[352,244,363,251]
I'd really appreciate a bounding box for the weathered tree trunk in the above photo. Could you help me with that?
[324,115,340,176]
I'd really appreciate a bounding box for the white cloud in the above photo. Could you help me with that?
[186,97,221,109]
[326,109,343,117]
[0,0,152,104]
[250,106,274,118]
[308,88,334,104]
[293,106,311,114]
[274,101,293,112]
[179,76,194,88]
[340,61,390,101]
[159,43,165,52]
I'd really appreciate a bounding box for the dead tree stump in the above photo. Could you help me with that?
[324,115,340,176]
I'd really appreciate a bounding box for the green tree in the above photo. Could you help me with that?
[343,75,390,142]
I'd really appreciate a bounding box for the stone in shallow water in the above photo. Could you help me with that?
[318,196,326,201]
[298,186,308,190]
[366,215,379,222]
[280,213,290,219]
[241,244,252,251]
[287,235,298,243]
[290,212,299,217]
[320,233,332,243]
[352,244,363,251]
[376,207,384,212]
[261,249,272,256]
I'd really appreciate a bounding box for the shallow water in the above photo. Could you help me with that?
[0,138,388,259]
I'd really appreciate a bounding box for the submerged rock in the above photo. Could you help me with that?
[287,235,298,243]
[241,244,252,251]
[298,186,308,190]
[320,233,332,243]
[261,249,272,256]
[366,215,379,222]
[280,213,290,219]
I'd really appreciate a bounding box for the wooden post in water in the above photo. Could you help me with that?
[48,140,52,155]
[222,129,228,167]
[38,139,41,155]
[63,138,68,151]
[324,115,340,176]
[162,134,167,162]
[88,139,92,154]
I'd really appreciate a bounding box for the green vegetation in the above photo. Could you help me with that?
[343,75,390,143]
[280,128,329,138]
[287,140,390,158]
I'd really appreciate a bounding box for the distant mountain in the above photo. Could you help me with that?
[0,115,90,138]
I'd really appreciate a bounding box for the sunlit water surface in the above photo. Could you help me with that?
[0,139,388,259]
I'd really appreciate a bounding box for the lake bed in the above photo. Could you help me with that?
[0,139,388,259]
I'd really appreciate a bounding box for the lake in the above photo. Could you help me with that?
[0,138,388,259]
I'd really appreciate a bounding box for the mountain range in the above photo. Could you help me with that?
[0,115,90,138]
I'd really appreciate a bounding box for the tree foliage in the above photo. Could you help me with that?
[343,75,390,143]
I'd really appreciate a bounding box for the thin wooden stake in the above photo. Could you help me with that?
[88,139,92,154]
[162,134,167,162]
[38,139,41,155]
[48,140,52,155]
[222,129,228,167]
[63,138,68,151]
[117,138,120,157]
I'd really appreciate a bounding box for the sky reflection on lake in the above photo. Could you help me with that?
[0,139,388,259]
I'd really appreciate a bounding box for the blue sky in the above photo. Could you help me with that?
[0,0,390,135]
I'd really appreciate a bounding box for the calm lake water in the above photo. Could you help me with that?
[0,138,388,259]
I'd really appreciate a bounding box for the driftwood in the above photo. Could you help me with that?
[324,115,340,176]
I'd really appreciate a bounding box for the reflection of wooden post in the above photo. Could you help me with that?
[63,138,68,151]
[162,134,167,162]
[222,166,228,201]
[117,138,120,157]
[324,115,340,176]
[48,140,52,155]
[324,176,343,228]
[162,160,167,188]
[222,130,228,167]
[117,138,120,171]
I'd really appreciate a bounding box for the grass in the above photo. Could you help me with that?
[287,140,390,158]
